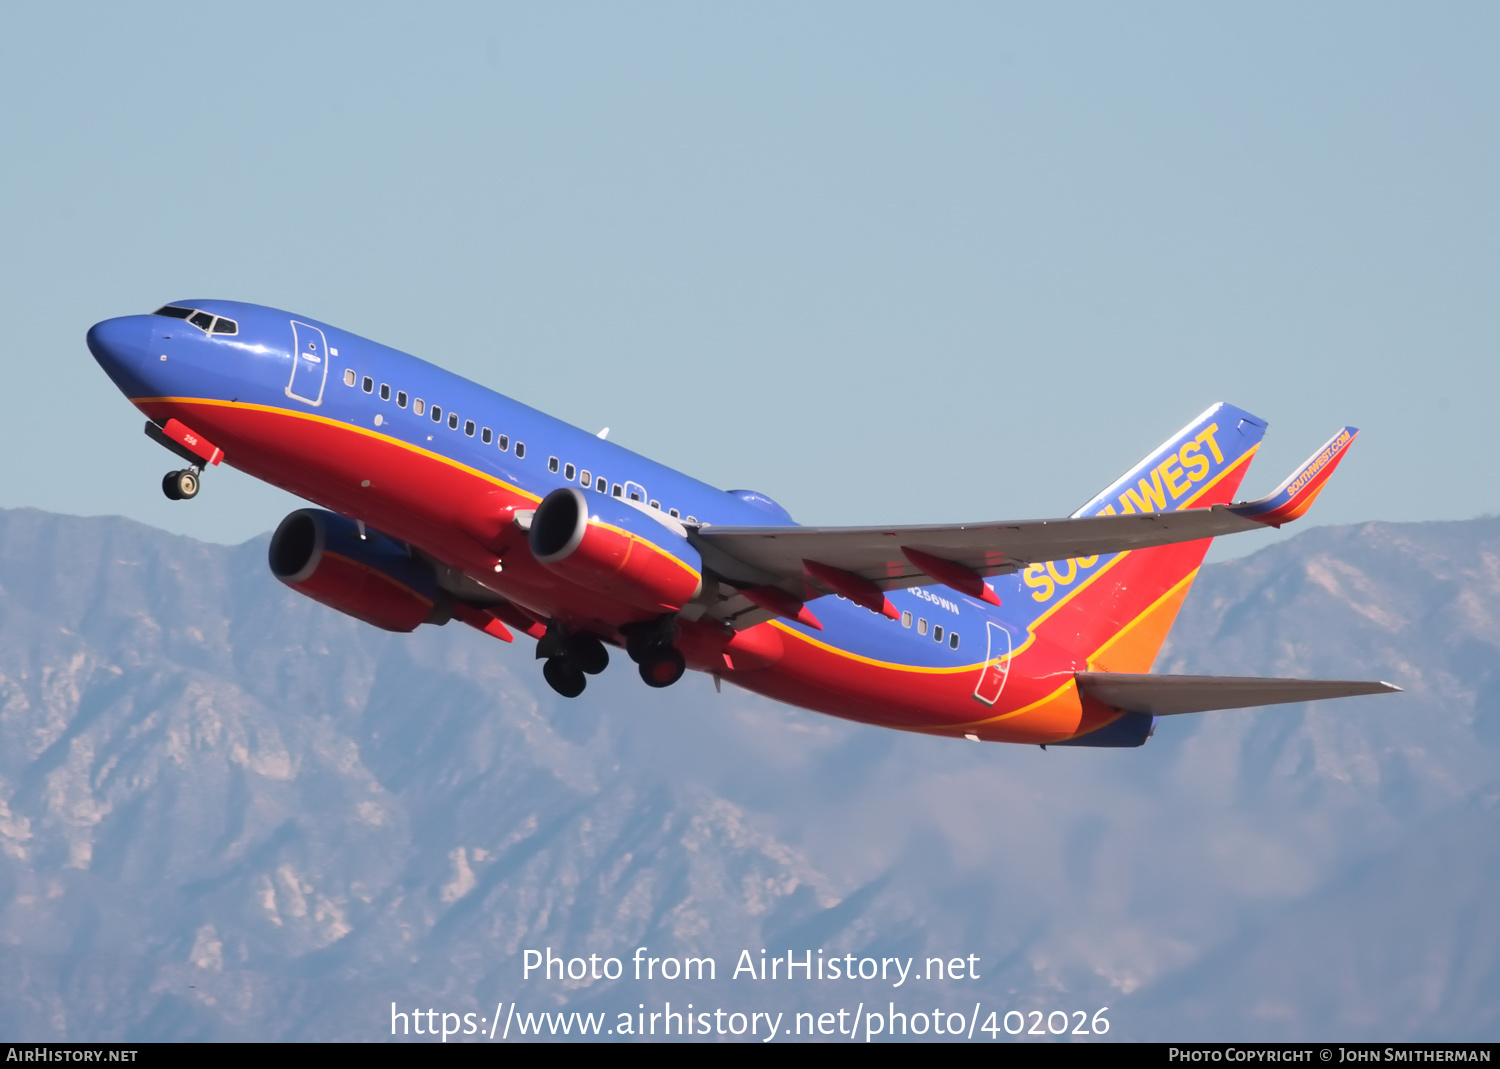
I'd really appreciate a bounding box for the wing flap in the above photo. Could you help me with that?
[1075,672,1401,716]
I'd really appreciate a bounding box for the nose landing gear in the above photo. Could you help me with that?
[145,419,222,502]
[161,467,201,501]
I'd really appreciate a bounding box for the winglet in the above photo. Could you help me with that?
[1229,426,1357,528]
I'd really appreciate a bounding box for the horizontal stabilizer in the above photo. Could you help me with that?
[1075,672,1400,716]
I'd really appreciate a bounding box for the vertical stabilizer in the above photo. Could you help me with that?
[1026,403,1267,674]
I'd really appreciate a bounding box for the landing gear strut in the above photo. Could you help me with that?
[537,626,610,698]
[161,467,200,501]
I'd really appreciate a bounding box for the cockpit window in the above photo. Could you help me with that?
[152,305,237,336]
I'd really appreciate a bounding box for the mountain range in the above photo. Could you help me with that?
[0,508,1495,1041]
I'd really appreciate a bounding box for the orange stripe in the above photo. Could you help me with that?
[1085,568,1198,673]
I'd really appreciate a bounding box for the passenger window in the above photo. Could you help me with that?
[933,625,943,642]
[917,618,928,636]
[612,484,622,497]
[901,610,912,628]
[431,405,442,422]
[564,463,576,481]
[497,434,508,451]
[949,632,959,649]
[414,399,425,415]
[380,384,390,401]
[649,499,660,510]
[448,413,459,430]
[669,508,679,518]
[464,420,475,436]
[189,311,215,331]
[686,515,697,524]
[548,456,559,473]
[343,369,356,387]
[210,317,238,335]
[629,490,641,501]
[580,470,591,487]
[515,442,526,459]
[482,428,492,444]
[362,377,374,393]
[595,478,608,494]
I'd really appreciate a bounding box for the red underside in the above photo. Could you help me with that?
[145,399,1246,743]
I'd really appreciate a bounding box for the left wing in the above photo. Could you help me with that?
[688,426,1356,629]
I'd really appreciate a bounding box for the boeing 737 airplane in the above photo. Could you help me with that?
[86,300,1396,748]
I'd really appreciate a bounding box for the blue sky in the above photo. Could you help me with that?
[2,3,1495,558]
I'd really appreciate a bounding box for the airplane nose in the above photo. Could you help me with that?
[87,316,153,394]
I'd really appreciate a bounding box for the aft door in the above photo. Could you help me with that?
[287,321,330,406]
[972,621,1012,706]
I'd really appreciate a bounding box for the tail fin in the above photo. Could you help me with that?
[1072,402,1267,521]
[1029,403,1268,674]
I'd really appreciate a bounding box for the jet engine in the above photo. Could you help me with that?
[529,487,703,612]
[269,509,449,632]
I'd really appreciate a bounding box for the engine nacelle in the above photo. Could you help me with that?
[269,509,448,632]
[529,487,703,612]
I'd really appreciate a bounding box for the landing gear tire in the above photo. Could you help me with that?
[162,469,199,501]
[571,634,609,676]
[639,646,686,689]
[543,657,587,698]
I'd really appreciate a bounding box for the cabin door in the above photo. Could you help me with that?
[287,321,330,406]
[972,621,1012,706]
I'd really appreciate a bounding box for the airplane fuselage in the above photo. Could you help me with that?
[85,299,1275,747]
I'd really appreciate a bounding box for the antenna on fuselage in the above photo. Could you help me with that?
[597,427,609,439]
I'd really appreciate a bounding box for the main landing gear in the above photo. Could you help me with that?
[537,627,610,698]
[638,646,686,689]
[161,467,201,501]
[535,618,689,697]
[622,619,687,689]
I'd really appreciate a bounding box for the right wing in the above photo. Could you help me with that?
[688,426,1358,628]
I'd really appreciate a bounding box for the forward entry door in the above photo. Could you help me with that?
[287,321,330,406]
[972,621,1012,706]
